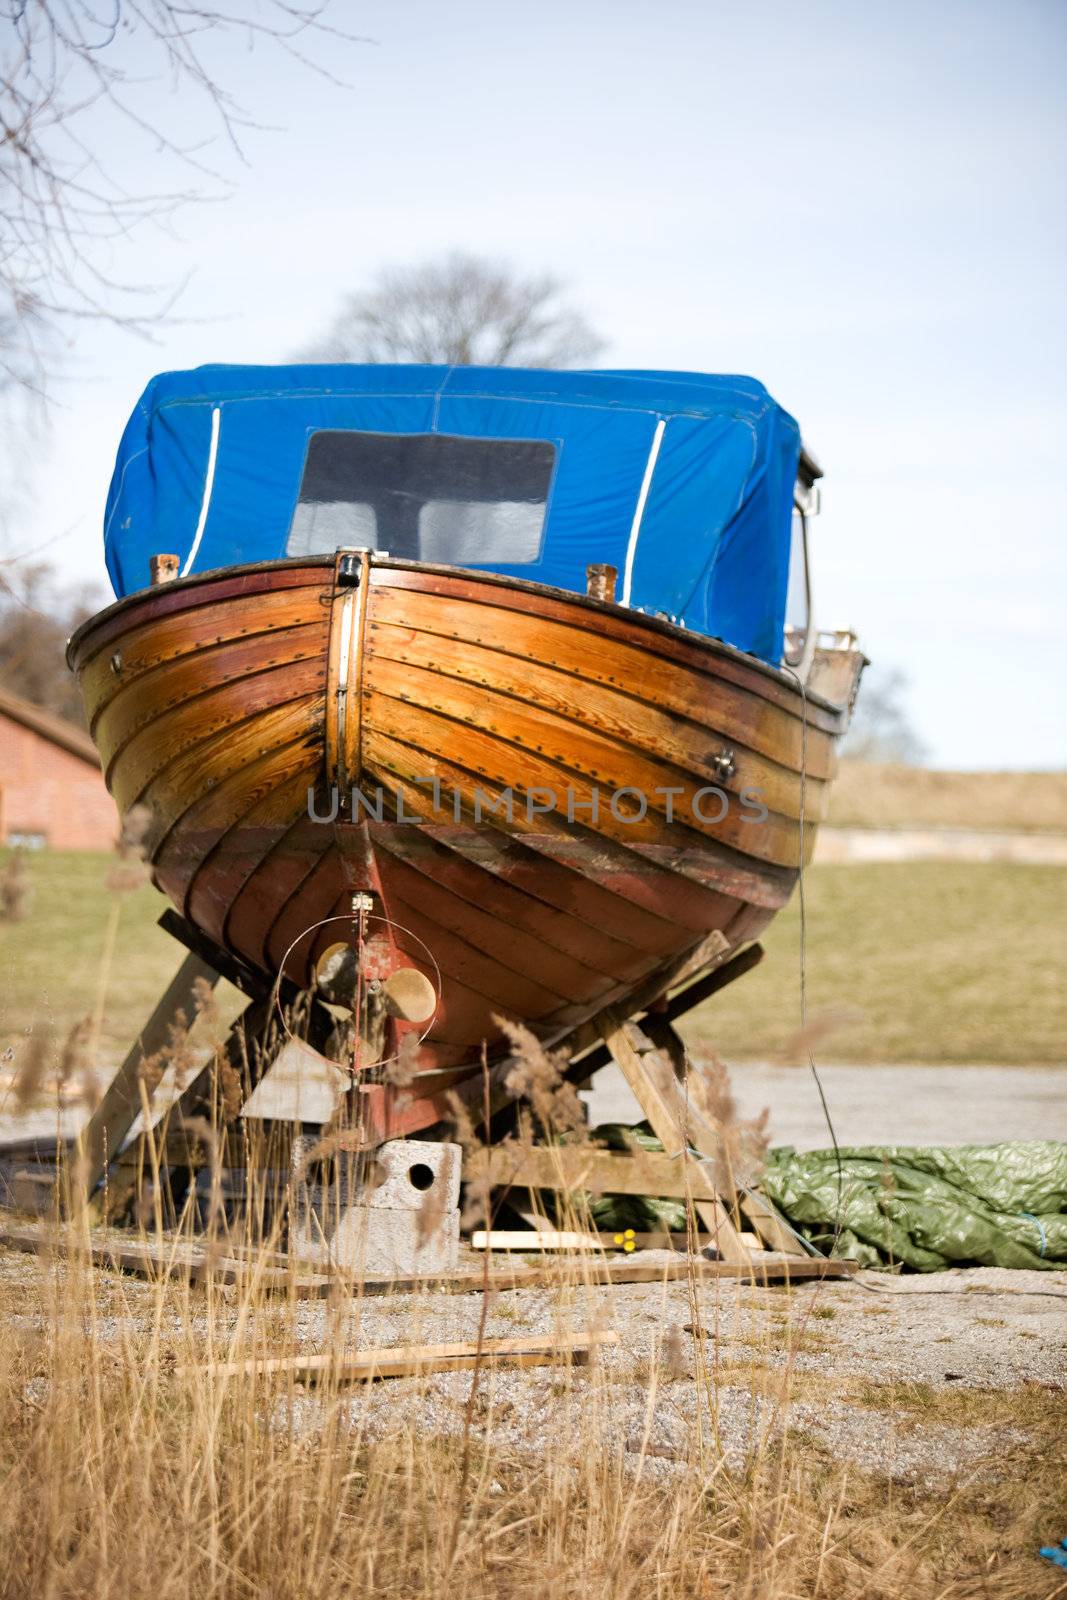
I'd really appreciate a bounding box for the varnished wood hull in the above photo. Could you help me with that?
[68,555,858,1077]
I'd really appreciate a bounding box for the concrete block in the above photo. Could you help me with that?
[365,1138,462,1212]
[328,1203,460,1276]
[289,1138,462,1276]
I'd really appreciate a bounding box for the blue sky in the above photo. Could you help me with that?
[12,0,1066,768]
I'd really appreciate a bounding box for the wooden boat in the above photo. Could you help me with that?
[68,365,864,1115]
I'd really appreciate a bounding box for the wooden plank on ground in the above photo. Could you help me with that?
[0,1218,857,1292]
[471,1228,699,1252]
[185,1329,618,1383]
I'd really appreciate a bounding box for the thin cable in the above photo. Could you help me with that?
[782,656,846,1253]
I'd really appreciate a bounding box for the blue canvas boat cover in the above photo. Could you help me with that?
[104,364,802,663]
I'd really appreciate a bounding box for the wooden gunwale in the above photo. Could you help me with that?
[67,554,845,724]
[67,562,329,664]
[369,564,845,730]
[77,586,326,725]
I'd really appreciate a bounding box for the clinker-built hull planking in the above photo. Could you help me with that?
[68,554,853,1077]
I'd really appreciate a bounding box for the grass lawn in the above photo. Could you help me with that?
[0,851,226,1066]
[1,851,1064,1067]
[683,861,1066,1065]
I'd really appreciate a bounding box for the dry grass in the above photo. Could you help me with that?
[0,1212,1063,1600]
[827,762,1067,834]
[683,861,1067,1064]
[0,984,1062,1600]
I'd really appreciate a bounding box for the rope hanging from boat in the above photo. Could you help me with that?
[781,659,846,1248]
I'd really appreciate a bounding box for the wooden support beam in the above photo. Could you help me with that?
[593,1008,752,1266]
[657,940,765,1027]
[645,1015,809,1259]
[157,910,268,1000]
[562,938,759,1088]
[738,1191,811,1257]
[595,1009,687,1157]
[76,951,220,1205]
[98,992,279,1222]
[468,1141,723,1202]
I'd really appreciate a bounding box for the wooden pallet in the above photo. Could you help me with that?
[0,1219,854,1295]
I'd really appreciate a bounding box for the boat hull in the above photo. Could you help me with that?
[68,555,858,1076]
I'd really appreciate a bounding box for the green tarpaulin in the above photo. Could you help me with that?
[584,1128,1067,1272]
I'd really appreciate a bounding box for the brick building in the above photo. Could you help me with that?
[0,688,118,850]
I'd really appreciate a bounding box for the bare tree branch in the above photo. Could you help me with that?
[0,1,364,390]
[305,253,606,369]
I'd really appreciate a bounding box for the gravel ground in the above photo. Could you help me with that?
[257,1261,1066,1485]
[6,1238,1060,1491]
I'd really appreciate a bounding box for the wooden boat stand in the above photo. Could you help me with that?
[1,909,855,1285]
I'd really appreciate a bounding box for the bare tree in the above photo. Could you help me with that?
[842,666,928,764]
[306,253,605,368]
[0,1,358,390]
